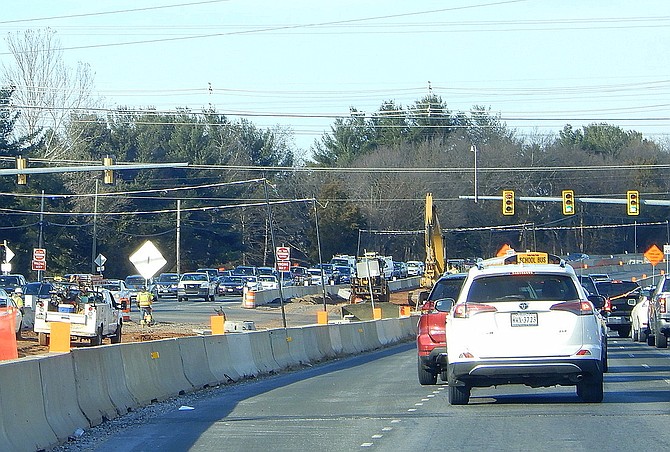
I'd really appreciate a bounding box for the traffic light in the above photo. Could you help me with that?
[102,156,114,185]
[627,190,639,216]
[16,156,27,185]
[562,190,575,215]
[502,190,514,216]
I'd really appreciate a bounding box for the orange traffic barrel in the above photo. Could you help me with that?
[242,289,256,309]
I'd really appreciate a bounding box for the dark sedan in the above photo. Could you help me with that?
[218,276,246,296]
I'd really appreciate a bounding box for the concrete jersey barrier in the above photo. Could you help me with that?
[0,317,416,450]
[71,346,130,426]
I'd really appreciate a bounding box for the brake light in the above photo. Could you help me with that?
[659,296,667,313]
[453,302,497,318]
[576,349,592,356]
[602,298,612,312]
[550,300,594,315]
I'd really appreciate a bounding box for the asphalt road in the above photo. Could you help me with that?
[79,335,670,451]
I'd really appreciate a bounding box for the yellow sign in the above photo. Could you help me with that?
[644,245,664,267]
[516,252,548,265]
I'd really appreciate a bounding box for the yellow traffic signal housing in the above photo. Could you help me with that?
[562,190,575,215]
[502,190,515,216]
[627,190,639,216]
[16,156,27,185]
[102,156,114,185]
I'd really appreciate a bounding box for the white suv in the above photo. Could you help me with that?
[445,252,606,405]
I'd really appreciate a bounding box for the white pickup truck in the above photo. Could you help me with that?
[33,287,123,346]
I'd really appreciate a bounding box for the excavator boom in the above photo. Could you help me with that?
[421,193,445,288]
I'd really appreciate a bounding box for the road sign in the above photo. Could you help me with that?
[94,253,107,267]
[276,246,291,261]
[644,244,664,267]
[129,240,167,280]
[496,244,512,257]
[664,244,670,256]
[3,242,14,263]
[32,260,46,271]
[276,261,291,272]
[33,248,46,261]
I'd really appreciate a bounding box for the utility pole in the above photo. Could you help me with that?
[91,179,99,274]
[263,179,287,328]
[176,199,181,275]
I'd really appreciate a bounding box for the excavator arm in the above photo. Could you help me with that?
[421,193,445,288]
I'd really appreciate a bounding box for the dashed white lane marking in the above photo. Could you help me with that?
[361,389,434,447]
[642,364,650,368]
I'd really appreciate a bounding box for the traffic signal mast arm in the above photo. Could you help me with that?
[461,194,666,206]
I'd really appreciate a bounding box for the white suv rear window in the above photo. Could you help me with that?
[467,274,579,302]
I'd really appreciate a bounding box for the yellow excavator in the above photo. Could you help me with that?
[420,193,446,288]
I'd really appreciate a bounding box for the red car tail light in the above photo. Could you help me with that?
[659,296,667,313]
[550,300,594,315]
[453,303,497,318]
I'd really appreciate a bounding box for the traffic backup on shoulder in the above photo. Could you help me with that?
[444,251,607,405]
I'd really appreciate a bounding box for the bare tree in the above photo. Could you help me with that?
[2,28,98,160]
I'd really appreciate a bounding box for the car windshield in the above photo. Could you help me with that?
[595,281,639,298]
[125,276,145,288]
[24,283,53,296]
[467,274,579,302]
[222,277,243,284]
[259,276,276,282]
[428,276,466,302]
[233,267,255,276]
[102,283,121,291]
[158,274,179,282]
[0,276,20,285]
[335,266,351,275]
[182,274,207,281]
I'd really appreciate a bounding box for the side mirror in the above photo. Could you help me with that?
[434,298,455,312]
[588,295,605,310]
[418,290,429,303]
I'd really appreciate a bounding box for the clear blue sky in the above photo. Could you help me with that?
[2,0,670,153]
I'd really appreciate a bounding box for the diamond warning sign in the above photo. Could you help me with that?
[644,244,664,267]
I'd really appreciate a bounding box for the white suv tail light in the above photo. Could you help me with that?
[550,300,594,315]
[453,303,497,318]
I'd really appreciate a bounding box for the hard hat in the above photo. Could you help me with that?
[14,288,23,294]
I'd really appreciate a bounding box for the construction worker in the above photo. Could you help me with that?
[137,288,154,326]
[12,288,24,314]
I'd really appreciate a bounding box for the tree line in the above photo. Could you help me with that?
[2,30,670,279]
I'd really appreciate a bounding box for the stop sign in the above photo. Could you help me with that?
[276,246,290,261]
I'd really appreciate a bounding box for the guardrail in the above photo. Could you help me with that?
[0,316,418,450]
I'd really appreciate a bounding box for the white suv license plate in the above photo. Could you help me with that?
[511,312,538,327]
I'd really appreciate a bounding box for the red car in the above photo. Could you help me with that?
[417,273,466,385]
